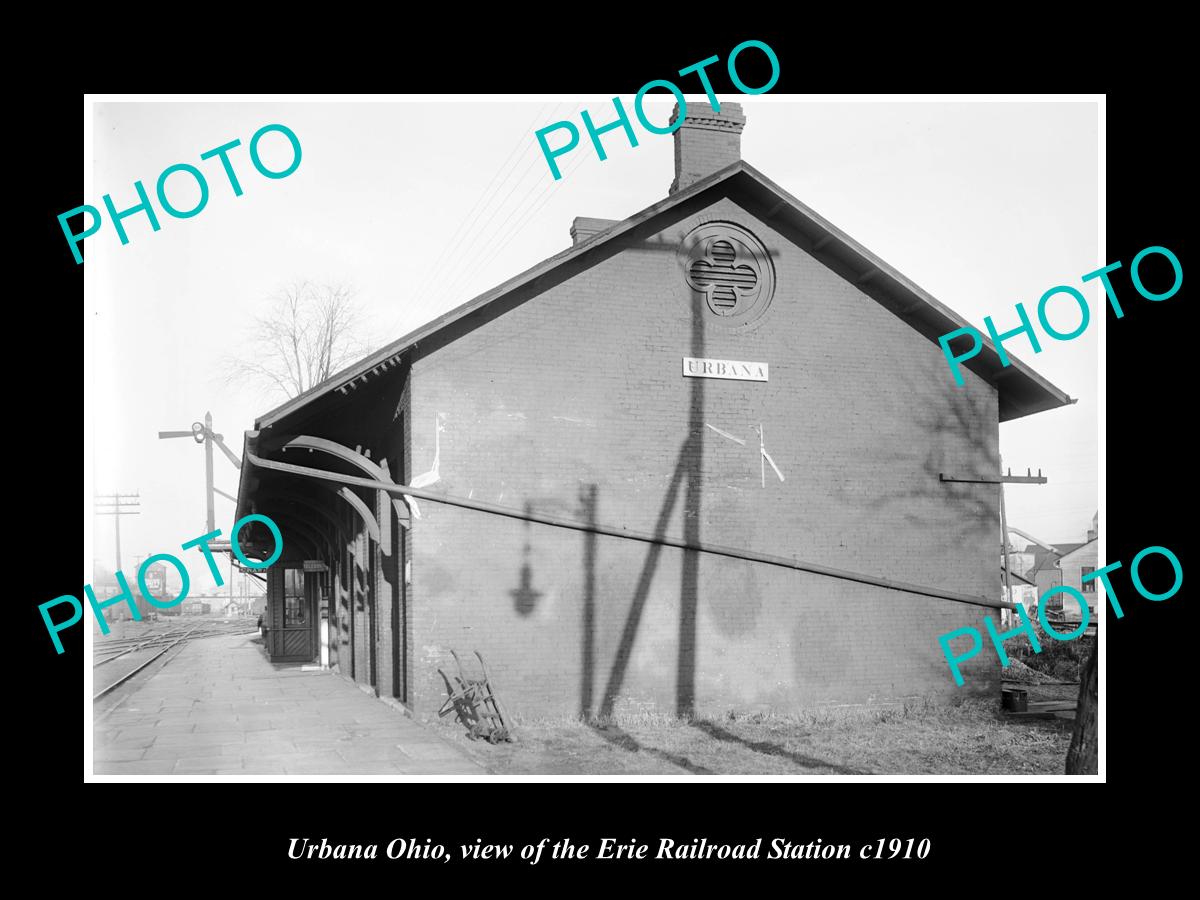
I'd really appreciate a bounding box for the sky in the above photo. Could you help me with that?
[86,97,1099,586]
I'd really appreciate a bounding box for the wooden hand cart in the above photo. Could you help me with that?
[437,650,514,743]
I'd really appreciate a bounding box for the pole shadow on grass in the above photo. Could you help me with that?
[690,720,872,775]
[591,722,715,775]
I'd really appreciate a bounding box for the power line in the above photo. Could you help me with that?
[429,148,555,309]
[410,101,555,307]
[430,105,582,312]
[452,146,591,298]
[418,103,570,317]
[444,137,592,304]
[96,492,140,572]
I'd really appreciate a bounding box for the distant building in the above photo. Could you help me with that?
[137,561,168,619]
[1056,514,1099,620]
[1030,544,1079,600]
[1010,511,1098,617]
[90,562,126,626]
[1004,542,1039,580]
[1001,566,1038,626]
[179,600,212,616]
[223,595,267,617]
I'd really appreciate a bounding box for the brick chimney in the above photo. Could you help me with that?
[669,101,745,195]
[570,216,618,246]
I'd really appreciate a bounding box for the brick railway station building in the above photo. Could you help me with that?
[234,104,1071,721]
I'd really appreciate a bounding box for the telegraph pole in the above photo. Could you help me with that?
[999,457,1014,623]
[95,492,140,572]
[940,463,1049,623]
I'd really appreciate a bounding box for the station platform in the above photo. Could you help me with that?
[92,632,483,776]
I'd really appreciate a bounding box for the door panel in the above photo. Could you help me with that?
[273,567,313,661]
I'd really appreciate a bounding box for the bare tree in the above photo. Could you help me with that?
[224,281,373,400]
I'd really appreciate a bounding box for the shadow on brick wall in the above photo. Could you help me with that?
[851,365,1000,543]
[589,272,707,723]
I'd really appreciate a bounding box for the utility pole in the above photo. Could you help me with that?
[940,464,1049,625]
[95,492,140,572]
[999,457,1014,625]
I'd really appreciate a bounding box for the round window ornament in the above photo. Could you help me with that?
[678,222,775,329]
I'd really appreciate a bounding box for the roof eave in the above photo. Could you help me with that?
[731,163,1073,421]
[253,160,1072,430]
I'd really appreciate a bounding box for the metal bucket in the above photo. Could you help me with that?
[1002,688,1028,712]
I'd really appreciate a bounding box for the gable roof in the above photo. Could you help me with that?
[1027,541,1088,577]
[1028,545,1060,570]
[254,161,1073,431]
[1057,538,1097,563]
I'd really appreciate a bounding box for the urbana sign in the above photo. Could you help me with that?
[682,357,768,382]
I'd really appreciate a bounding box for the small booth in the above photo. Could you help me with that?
[263,560,329,665]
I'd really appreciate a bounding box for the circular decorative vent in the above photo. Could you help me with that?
[678,222,775,329]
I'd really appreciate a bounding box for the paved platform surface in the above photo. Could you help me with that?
[93,633,483,776]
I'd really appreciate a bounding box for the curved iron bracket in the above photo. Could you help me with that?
[256,490,345,550]
[335,485,381,543]
[280,435,411,530]
[262,511,320,559]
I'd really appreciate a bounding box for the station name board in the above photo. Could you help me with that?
[682,357,768,382]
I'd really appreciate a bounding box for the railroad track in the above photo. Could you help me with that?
[93,624,257,665]
[92,621,258,702]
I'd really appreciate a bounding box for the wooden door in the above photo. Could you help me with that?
[272,568,313,661]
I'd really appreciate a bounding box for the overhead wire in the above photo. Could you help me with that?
[452,148,592,300]
[443,129,594,307]
[430,103,587,312]
[409,101,561,321]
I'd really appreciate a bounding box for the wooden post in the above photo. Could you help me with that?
[999,457,1013,626]
[204,411,216,534]
[114,501,123,573]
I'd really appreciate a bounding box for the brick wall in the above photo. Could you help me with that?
[406,192,1002,719]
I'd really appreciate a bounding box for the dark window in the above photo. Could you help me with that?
[1081,565,1096,593]
[284,569,306,626]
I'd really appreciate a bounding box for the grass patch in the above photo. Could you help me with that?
[1007,618,1094,682]
[438,695,1072,776]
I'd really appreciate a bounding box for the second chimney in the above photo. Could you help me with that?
[669,101,745,195]
[570,217,618,246]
